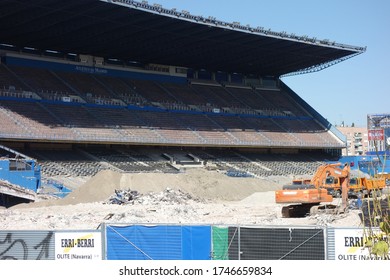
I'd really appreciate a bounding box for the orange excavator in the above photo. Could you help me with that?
[275,163,351,218]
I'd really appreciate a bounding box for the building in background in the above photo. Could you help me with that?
[336,113,390,156]
[337,126,368,156]
[367,113,390,155]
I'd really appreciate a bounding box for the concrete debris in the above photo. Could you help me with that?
[310,214,337,226]
[106,189,140,205]
[105,187,200,205]
[309,212,353,227]
[104,213,115,220]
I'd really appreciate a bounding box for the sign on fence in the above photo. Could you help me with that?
[334,228,388,260]
[54,231,102,260]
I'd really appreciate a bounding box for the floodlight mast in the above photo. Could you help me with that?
[280,50,366,78]
[108,0,366,53]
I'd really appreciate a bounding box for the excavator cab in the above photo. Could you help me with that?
[323,176,341,197]
[291,179,311,186]
[348,177,363,198]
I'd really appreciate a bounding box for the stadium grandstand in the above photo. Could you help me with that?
[0,0,366,195]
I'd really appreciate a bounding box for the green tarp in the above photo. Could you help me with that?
[212,226,229,260]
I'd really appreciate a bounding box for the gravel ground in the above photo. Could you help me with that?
[1,169,364,230]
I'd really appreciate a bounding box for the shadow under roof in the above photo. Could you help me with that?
[0,0,365,76]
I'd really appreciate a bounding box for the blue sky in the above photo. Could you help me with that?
[151,0,389,127]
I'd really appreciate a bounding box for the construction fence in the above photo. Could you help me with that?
[0,225,386,260]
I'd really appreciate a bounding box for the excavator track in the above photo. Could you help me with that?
[309,204,340,215]
[281,203,342,218]
[281,203,319,218]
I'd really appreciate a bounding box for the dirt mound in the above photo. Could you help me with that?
[118,168,289,201]
[61,169,123,204]
[237,191,277,205]
[12,168,291,209]
[12,170,122,208]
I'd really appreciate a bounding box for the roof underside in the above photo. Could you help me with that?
[0,0,365,76]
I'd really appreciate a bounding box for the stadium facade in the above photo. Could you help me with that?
[0,0,367,197]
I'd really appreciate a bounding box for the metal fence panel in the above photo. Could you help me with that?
[227,226,325,260]
[227,226,240,260]
[0,231,54,260]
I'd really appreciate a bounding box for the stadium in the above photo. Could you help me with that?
[0,0,368,205]
[6,0,390,263]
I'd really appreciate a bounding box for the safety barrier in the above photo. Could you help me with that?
[0,225,386,260]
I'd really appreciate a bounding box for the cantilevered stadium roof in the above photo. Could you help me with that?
[0,0,366,76]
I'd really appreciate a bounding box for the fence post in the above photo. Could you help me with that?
[238,225,241,260]
[100,223,107,260]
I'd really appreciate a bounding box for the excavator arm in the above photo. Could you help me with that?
[309,163,343,186]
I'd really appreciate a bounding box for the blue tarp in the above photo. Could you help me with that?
[181,226,211,260]
[106,225,211,260]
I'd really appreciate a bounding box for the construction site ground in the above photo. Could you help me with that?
[0,168,363,230]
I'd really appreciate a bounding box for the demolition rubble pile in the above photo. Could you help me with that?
[105,187,205,206]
